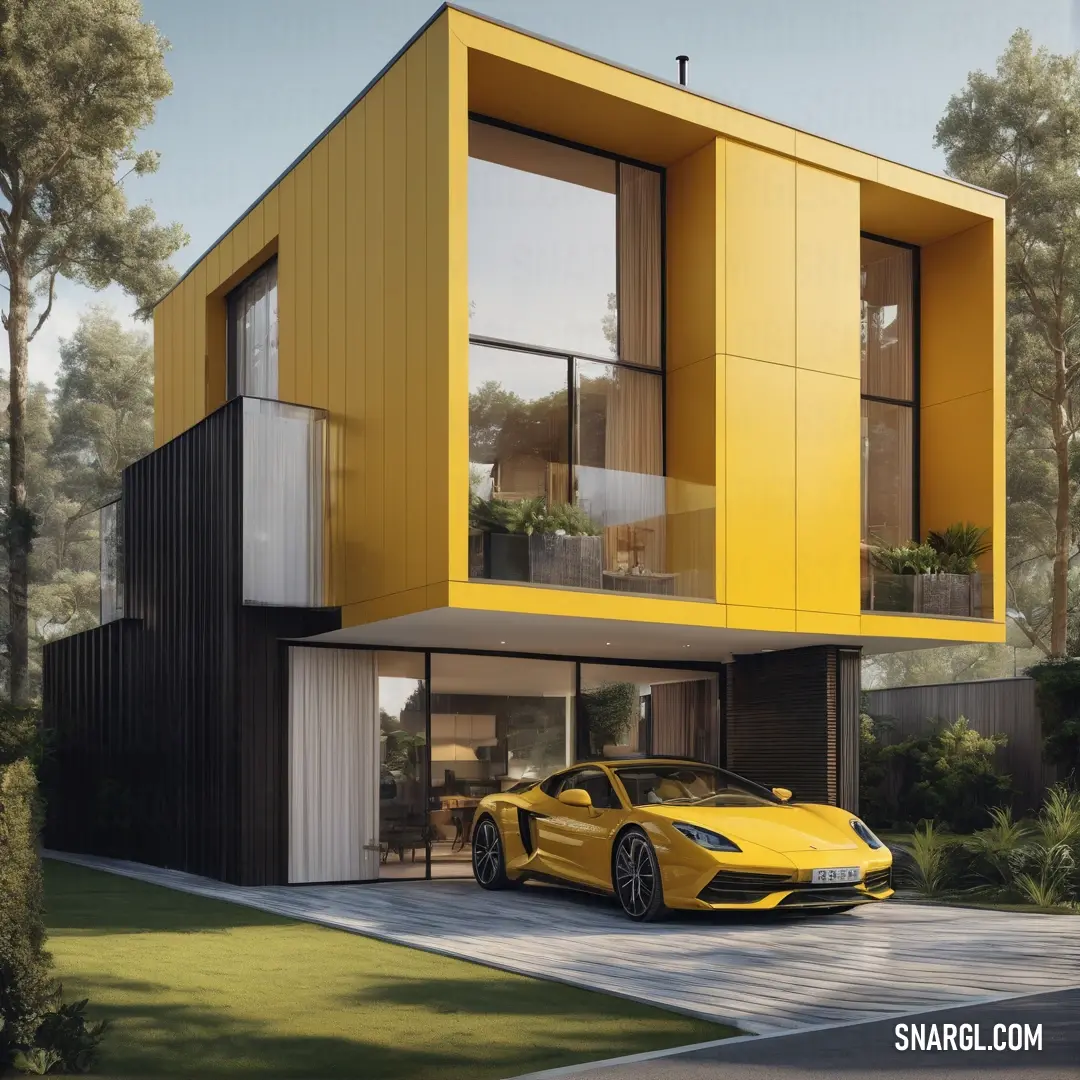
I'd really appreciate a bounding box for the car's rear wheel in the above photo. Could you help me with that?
[472,815,517,890]
[613,827,666,921]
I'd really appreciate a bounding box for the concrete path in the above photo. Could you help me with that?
[45,850,1080,1038]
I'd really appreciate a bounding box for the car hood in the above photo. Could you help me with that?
[646,804,859,854]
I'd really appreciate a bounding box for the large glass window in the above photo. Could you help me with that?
[861,237,915,551]
[466,121,699,596]
[468,119,661,365]
[378,651,429,880]
[227,258,278,399]
[428,654,574,877]
[579,664,721,764]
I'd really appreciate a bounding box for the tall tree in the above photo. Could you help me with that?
[0,0,186,703]
[936,30,1080,657]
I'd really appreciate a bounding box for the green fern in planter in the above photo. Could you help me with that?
[869,540,942,575]
[927,522,990,575]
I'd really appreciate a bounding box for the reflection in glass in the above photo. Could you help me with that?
[575,361,667,584]
[580,665,720,764]
[861,399,913,549]
[429,654,573,877]
[227,258,278,399]
[861,238,913,401]
[468,343,569,506]
[468,121,616,358]
[378,652,429,880]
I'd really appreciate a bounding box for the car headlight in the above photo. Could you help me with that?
[672,822,742,852]
[850,818,883,849]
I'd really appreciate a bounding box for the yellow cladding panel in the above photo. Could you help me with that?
[921,390,994,554]
[796,369,860,615]
[383,58,408,597]
[726,143,795,367]
[667,138,723,369]
[796,165,859,379]
[921,221,994,406]
[920,215,1002,621]
[726,355,795,610]
[666,357,718,602]
[405,39,429,591]
[343,103,366,604]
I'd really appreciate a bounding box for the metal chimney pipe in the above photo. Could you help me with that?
[676,55,689,86]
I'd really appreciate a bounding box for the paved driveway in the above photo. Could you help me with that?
[46,852,1080,1036]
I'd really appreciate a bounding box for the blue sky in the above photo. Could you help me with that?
[29,0,1079,387]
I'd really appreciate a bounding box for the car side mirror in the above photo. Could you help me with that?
[772,787,793,802]
[557,788,593,809]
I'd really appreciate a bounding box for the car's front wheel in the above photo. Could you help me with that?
[472,815,517,890]
[613,827,666,921]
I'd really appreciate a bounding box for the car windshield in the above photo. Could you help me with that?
[615,765,779,808]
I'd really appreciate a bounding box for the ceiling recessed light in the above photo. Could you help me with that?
[499,640,506,645]
[605,642,612,646]
[683,644,692,648]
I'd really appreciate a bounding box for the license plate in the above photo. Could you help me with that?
[811,866,861,884]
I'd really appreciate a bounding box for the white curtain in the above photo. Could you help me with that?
[288,647,380,883]
[242,398,325,606]
[231,260,279,399]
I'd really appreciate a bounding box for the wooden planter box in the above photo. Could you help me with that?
[482,532,603,590]
[603,570,678,596]
[871,572,982,617]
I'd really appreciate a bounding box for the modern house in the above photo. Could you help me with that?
[42,4,1005,887]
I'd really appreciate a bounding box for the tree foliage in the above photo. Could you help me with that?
[936,29,1080,658]
[0,310,151,697]
[0,0,186,703]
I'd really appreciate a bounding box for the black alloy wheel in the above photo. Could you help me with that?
[472,816,516,890]
[613,827,666,921]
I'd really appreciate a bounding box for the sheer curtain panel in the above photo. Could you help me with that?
[228,259,279,399]
[242,398,325,606]
[288,648,380,883]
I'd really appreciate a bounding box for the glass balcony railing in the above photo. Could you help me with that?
[860,541,993,619]
[468,467,715,600]
[242,397,327,607]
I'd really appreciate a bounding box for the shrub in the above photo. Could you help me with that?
[857,711,893,829]
[0,705,106,1074]
[964,806,1030,885]
[887,717,1013,833]
[899,821,957,897]
[1027,658,1080,782]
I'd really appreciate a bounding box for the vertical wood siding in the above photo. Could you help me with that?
[866,678,1059,814]
[42,400,339,885]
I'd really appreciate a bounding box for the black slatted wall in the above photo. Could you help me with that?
[43,398,340,885]
[726,644,862,808]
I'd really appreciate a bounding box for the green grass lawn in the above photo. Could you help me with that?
[43,860,736,1079]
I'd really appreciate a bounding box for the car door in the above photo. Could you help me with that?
[532,767,628,890]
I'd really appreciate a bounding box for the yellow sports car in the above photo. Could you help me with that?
[471,757,893,920]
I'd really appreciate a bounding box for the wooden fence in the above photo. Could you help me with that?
[865,677,1061,815]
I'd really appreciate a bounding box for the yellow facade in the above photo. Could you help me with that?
[152,4,1007,654]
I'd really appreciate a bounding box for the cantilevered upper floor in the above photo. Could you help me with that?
[150,3,1006,661]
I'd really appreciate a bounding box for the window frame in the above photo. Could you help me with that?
[467,114,667,475]
[226,256,279,402]
[860,231,920,543]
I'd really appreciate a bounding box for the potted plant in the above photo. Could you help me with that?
[926,522,988,616]
[470,495,603,589]
[869,523,988,617]
[582,682,640,757]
